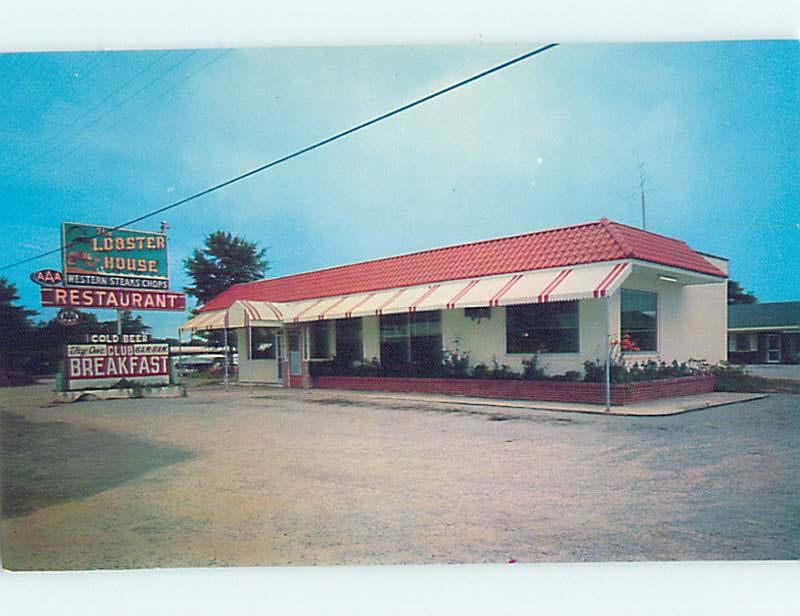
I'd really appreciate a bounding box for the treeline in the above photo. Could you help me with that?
[1,277,149,376]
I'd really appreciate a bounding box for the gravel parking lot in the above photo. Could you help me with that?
[2,384,798,570]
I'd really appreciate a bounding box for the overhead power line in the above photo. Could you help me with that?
[26,50,199,172]
[13,51,170,170]
[0,43,558,273]
[35,53,108,117]
[44,50,230,170]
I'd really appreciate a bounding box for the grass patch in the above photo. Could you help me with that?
[1,411,194,518]
[713,366,800,394]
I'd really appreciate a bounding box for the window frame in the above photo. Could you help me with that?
[249,327,277,360]
[379,310,442,368]
[505,301,580,355]
[309,321,331,360]
[735,333,755,352]
[335,317,363,362]
[620,288,659,354]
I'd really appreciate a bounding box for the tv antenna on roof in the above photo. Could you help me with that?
[638,163,647,231]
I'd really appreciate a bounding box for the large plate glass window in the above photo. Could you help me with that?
[335,318,363,363]
[379,311,442,370]
[379,313,410,369]
[506,301,579,354]
[620,289,658,352]
[410,310,442,371]
[310,321,331,359]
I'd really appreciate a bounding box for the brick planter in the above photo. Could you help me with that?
[312,374,716,406]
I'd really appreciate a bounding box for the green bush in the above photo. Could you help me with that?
[521,355,545,380]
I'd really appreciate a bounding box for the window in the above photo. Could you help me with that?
[736,333,753,352]
[410,311,442,371]
[620,289,657,352]
[250,328,276,359]
[310,321,330,359]
[379,311,442,370]
[335,318,363,362]
[379,312,410,369]
[506,301,579,354]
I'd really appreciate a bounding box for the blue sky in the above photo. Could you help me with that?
[1,41,798,338]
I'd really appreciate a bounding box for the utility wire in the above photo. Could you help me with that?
[1,43,558,272]
[32,54,107,126]
[27,50,199,172]
[13,51,170,169]
[44,50,230,170]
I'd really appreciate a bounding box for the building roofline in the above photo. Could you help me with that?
[199,217,727,310]
[237,218,610,286]
[696,250,729,262]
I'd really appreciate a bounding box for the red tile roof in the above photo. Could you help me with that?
[200,218,726,311]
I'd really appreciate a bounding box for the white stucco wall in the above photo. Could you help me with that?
[439,300,613,375]
[620,259,728,366]
[362,315,380,361]
[236,328,280,383]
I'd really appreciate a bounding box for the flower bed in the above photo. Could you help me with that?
[312,373,716,406]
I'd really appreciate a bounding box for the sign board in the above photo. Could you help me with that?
[84,333,150,344]
[41,287,186,311]
[30,269,64,286]
[65,342,170,389]
[62,222,169,289]
[55,307,81,326]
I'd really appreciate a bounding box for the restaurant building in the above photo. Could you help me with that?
[179,218,728,394]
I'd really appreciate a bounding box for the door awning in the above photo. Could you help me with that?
[178,309,228,333]
[227,300,288,328]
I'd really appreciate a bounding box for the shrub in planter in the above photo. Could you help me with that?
[550,370,581,382]
[485,357,519,380]
[441,347,470,378]
[471,362,490,379]
[521,354,545,380]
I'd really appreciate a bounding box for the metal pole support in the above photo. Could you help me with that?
[605,295,611,411]
[223,326,229,391]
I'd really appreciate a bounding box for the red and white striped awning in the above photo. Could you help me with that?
[226,300,288,328]
[177,309,228,332]
[287,261,632,322]
[180,261,634,330]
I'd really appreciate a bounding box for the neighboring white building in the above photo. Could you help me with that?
[179,218,728,387]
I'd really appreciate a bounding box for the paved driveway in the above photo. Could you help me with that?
[744,364,800,382]
[2,385,798,569]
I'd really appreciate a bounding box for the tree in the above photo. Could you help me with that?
[728,279,758,305]
[0,277,38,373]
[184,231,269,306]
[114,310,150,335]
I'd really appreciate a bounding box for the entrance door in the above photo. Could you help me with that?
[288,330,302,376]
[767,334,781,363]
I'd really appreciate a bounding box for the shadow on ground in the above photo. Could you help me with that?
[1,411,194,518]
